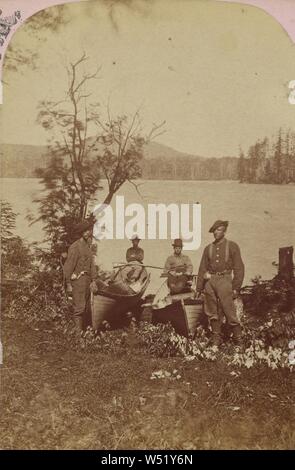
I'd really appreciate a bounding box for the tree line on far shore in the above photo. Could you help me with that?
[142,156,238,180]
[2,130,295,184]
[0,145,239,181]
[238,129,295,184]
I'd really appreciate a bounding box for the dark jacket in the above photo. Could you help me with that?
[197,238,244,292]
[63,238,96,282]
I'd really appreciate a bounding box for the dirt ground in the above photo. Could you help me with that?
[1,317,294,450]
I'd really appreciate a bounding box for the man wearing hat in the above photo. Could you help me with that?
[126,235,144,263]
[164,239,193,274]
[63,219,97,333]
[196,220,244,347]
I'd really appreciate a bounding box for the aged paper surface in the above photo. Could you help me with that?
[0,0,294,451]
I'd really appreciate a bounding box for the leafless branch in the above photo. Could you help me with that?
[146,120,166,142]
[127,178,145,200]
[121,111,139,157]
[72,66,102,95]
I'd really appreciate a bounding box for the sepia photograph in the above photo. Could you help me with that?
[0,0,294,452]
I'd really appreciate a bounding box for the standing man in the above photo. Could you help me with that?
[126,235,144,263]
[196,220,245,347]
[63,219,97,334]
[164,239,193,294]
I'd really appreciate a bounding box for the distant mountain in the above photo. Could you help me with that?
[143,141,203,161]
[0,143,50,178]
[0,142,238,180]
[0,141,203,177]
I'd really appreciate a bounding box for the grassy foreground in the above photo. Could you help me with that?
[1,317,294,450]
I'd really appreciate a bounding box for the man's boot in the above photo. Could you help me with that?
[232,324,243,347]
[210,319,222,347]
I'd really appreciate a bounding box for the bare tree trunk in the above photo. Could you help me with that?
[103,192,115,205]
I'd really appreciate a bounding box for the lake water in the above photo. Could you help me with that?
[1,178,294,294]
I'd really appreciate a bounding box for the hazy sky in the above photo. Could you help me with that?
[1,0,295,157]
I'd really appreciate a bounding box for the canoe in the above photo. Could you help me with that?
[91,264,150,330]
[146,293,243,338]
[151,293,204,337]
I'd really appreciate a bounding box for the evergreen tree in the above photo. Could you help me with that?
[238,148,246,182]
[274,128,283,183]
[1,200,33,279]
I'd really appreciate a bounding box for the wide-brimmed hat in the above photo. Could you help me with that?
[130,234,141,241]
[209,220,229,233]
[73,219,94,235]
[172,238,183,247]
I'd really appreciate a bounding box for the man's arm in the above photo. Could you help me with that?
[138,249,144,263]
[63,244,79,283]
[90,255,97,281]
[126,248,131,262]
[196,247,208,292]
[185,256,193,275]
[89,254,99,293]
[231,242,245,291]
[163,256,173,275]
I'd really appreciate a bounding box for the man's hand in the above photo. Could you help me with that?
[203,271,211,280]
[66,283,73,298]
